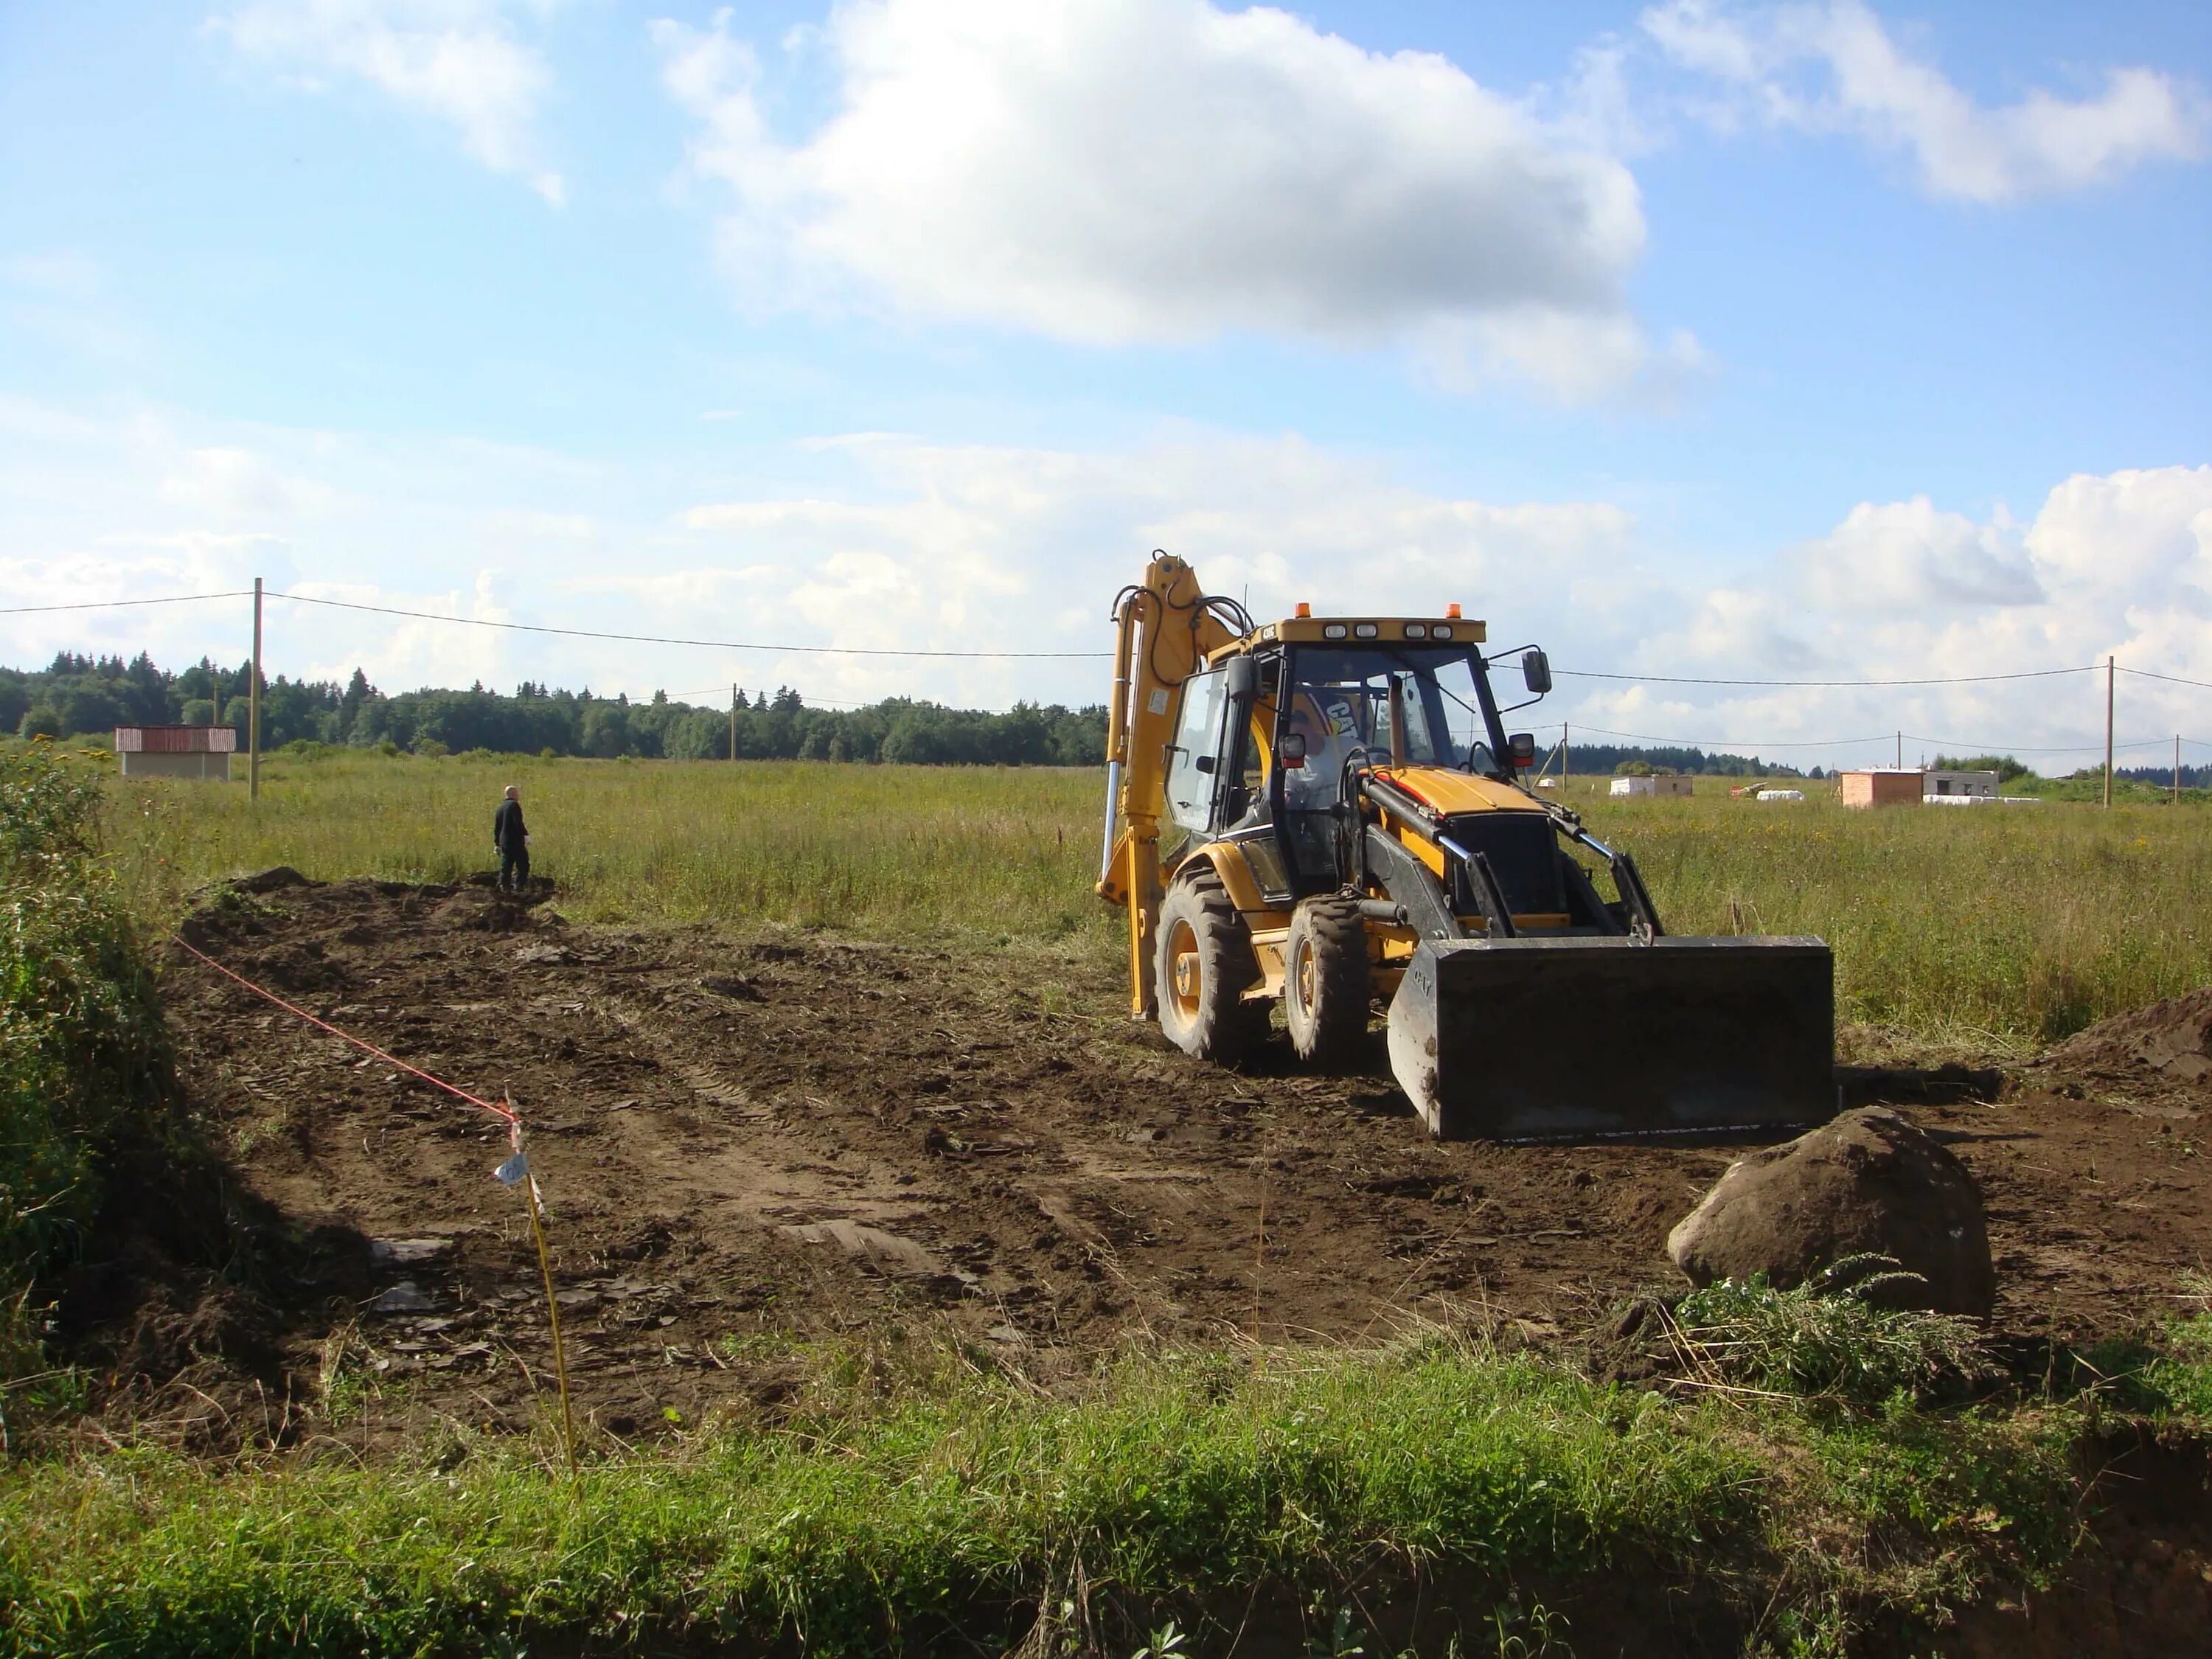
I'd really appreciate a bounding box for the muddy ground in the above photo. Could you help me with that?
[58,872,2211,1450]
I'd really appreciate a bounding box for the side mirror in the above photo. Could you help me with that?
[1279,732,1307,770]
[1522,649,1552,695]
[1225,655,1258,698]
[1508,732,1537,769]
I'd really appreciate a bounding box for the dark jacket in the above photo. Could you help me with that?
[493,799,527,852]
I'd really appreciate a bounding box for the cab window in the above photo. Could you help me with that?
[1164,668,1229,835]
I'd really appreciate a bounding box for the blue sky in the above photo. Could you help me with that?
[3,0,2209,767]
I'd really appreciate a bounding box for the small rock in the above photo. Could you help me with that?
[779,1220,941,1275]
[369,1237,456,1267]
[1666,1106,1995,1317]
[368,1281,435,1315]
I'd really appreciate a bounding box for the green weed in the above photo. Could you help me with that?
[1665,1261,1993,1408]
[1,747,170,1398]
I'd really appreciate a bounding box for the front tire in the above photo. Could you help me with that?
[1155,869,1263,1064]
[1284,894,1371,1065]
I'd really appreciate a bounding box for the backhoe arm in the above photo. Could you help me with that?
[1096,552,1238,1016]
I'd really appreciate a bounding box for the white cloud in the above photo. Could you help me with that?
[1791,495,2041,611]
[213,0,564,203]
[1610,466,2212,764]
[650,0,1683,401]
[1641,0,2211,201]
[664,430,1644,706]
[5,392,2205,767]
[159,445,346,521]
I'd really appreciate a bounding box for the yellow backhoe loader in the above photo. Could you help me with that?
[1097,552,1836,1141]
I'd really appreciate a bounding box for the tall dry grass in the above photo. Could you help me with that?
[101,749,1104,941]
[1581,785,2212,1046]
[91,750,2212,1046]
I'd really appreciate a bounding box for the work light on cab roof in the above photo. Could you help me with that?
[1096,550,1836,1143]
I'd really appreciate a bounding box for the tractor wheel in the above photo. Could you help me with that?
[1284,894,1372,1066]
[1155,869,1264,1064]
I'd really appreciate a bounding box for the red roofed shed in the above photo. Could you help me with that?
[114,726,237,781]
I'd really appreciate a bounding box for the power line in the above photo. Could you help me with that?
[1907,733,2180,755]
[657,684,870,709]
[0,591,254,615]
[7,584,2209,696]
[269,592,1112,660]
[1562,723,2189,757]
[1554,664,2096,688]
[1567,724,1899,751]
[2116,666,2212,691]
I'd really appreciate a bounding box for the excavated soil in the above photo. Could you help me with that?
[2042,986,2212,1086]
[60,874,2211,1450]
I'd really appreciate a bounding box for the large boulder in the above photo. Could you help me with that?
[1666,1106,1995,1316]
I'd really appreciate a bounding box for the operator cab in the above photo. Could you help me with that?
[1161,615,1554,907]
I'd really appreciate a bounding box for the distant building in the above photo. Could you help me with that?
[1609,775,1693,798]
[1838,768,1921,808]
[1924,768,2000,804]
[114,725,236,781]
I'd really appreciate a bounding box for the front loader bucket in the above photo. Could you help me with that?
[1387,935,1835,1141]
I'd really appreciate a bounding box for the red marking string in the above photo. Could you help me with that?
[173,936,519,1124]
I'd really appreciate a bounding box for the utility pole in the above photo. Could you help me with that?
[1562,722,1570,794]
[2104,656,2115,809]
[248,577,262,801]
[728,684,737,763]
[2177,735,2183,806]
[1896,730,1902,769]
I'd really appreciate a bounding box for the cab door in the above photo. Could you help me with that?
[1164,667,1231,836]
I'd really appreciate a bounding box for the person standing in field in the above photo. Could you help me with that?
[494,785,530,892]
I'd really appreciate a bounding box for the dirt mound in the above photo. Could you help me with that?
[2045,987,2212,1085]
[1668,1106,1996,1315]
[231,866,316,894]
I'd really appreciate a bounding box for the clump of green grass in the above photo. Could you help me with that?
[2118,1273,2212,1422]
[1,746,170,1394]
[1663,1260,1993,1408]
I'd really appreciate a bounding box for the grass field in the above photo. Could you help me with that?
[86,746,2211,1049]
[0,1327,2154,1658]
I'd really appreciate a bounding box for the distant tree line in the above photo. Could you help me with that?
[4,652,1108,765]
[27,652,2122,782]
[1564,741,1804,779]
[1930,753,2034,782]
[2117,762,2211,789]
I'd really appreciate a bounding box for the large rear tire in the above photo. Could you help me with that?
[1285,894,1371,1066]
[1155,868,1263,1064]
